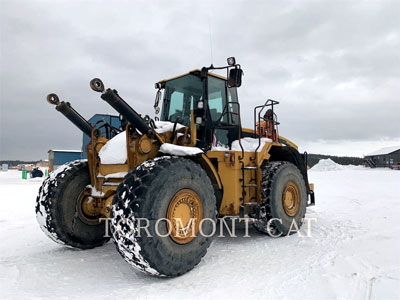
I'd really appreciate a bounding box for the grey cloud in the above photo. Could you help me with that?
[1,0,399,160]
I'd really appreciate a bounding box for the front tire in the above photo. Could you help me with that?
[111,156,216,277]
[35,160,109,249]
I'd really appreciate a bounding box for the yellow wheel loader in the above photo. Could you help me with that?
[36,57,315,277]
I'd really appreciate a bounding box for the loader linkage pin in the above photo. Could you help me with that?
[90,78,105,93]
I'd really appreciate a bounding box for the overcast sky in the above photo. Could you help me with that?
[1,0,399,160]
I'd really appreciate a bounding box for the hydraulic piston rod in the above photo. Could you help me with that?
[46,93,93,137]
[89,78,152,135]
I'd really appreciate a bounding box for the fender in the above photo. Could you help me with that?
[190,154,224,211]
[270,139,311,196]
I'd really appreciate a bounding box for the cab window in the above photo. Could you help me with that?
[161,74,202,126]
[208,76,227,123]
[208,76,239,125]
[227,87,239,125]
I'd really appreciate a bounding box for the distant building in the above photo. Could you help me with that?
[364,146,400,168]
[48,150,82,170]
[47,115,119,168]
[17,164,34,171]
[81,114,121,159]
[35,160,49,168]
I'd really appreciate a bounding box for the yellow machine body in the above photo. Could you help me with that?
[83,120,302,218]
[70,70,313,220]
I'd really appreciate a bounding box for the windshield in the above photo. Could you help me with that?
[161,74,203,126]
[160,73,239,129]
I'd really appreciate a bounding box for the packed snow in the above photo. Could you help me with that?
[99,121,190,164]
[154,121,185,134]
[211,137,272,152]
[211,145,230,151]
[1,167,399,299]
[98,131,127,164]
[311,158,364,171]
[227,137,271,152]
[159,143,203,156]
[98,172,128,179]
[86,185,105,197]
[140,156,172,170]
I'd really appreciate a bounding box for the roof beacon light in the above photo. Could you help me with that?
[227,57,236,66]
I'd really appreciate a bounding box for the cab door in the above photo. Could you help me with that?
[207,76,240,148]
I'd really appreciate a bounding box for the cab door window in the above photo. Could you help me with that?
[208,76,227,123]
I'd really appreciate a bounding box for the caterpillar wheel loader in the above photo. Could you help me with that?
[36,57,315,277]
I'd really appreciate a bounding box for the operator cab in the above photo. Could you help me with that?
[155,59,243,150]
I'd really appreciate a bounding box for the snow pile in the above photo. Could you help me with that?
[154,121,185,134]
[311,158,363,171]
[98,131,127,164]
[160,143,203,156]
[311,159,345,171]
[231,137,271,152]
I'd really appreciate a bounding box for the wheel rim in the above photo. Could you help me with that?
[167,189,203,244]
[282,181,300,217]
[76,189,103,226]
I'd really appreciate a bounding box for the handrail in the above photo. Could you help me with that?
[253,99,280,154]
[213,101,244,160]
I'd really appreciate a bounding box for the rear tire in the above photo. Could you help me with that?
[254,161,307,236]
[35,160,109,249]
[111,156,216,277]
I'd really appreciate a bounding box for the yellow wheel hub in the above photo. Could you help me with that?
[282,181,300,217]
[167,189,203,244]
[77,190,103,225]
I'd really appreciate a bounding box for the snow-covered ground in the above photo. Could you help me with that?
[1,165,399,300]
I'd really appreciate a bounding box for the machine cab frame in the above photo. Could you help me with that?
[157,70,241,150]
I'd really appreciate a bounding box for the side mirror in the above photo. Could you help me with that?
[228,68,243,88]
[154,89,161,114]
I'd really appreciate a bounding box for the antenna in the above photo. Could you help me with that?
[208,17,214,64]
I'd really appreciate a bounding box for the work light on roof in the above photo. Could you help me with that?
[227,57,236,66]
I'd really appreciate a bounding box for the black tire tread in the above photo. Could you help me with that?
[35,160,109,249]
[111,156,216,277]
[254,161,307,235]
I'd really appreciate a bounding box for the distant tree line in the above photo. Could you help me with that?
[1,155,363,169]
[0,160,37,167]
[307,154,363,168]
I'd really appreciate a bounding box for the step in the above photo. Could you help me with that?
[244,184,258,188]
[243,166,257,170]
[239,202,260,218]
